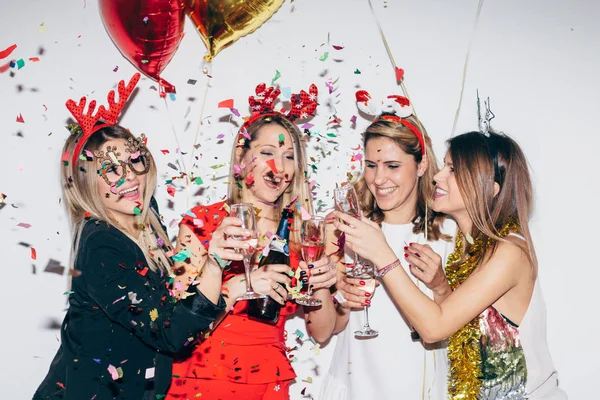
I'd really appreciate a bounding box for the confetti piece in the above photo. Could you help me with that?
[194,177,203,185]
[319,52,329,61]
[143,16,149,24]
[218,99,234,108]
[281,87,291,99]
[16,114,24,123]
[326,132,337,138]
[63,291,74,295]
[160,149,169,154]
[210,163,227,169]
[0,193,6,204]
[112,295,126,305]
[31,247,37,260]
[38,23,46,34]
[16,59,25,69]
[302,376,313,383]
[278,133,285,143]
[271,69,281,84]
[193,218,204,227]
[395,67,405,82]
[187,79,197,85]
[149,308,158,322]
[133,206,141,215]
[245,172,255,186]
[216,133,225,139]
[266,159,277,174]
[298,204,311,220]
[354,69,361,74]
[350,115,357,124]
[107,364,123,380]
[332,45,344,50]
[29,57,40,62]
[128,292,142,305]
[145,367,155,379]
[0,44,17,59]
[171,248,191,262]
[212,252,231,269]
[17,222,31,228]
[166,185,176,197]
[294,329,305,339]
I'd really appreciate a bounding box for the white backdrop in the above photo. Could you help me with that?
[1,0,599,398]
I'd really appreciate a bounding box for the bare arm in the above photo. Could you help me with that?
[335,210,529,343]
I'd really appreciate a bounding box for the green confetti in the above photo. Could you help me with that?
[171,248,191,262]
[141,59,149,64]
[194,177,203,185]
[326,132,337,138]
[295,329,305,339]
[319,52,329,61]
[271,69,281,84]
[133,206,141,216]
[278,133,285,143]
[16,59,25,69]
[115,177,126,188]
[212,252,231,269]
[63,291,74,295]
[210,163,227,169]
[165,179,172,184]
[354,69,361,74]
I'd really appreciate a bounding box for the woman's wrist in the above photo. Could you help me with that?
[374,249,400,271]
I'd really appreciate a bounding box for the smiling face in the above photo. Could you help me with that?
[432,152,467,219]
[364,136,426,221]
[96,138,147,228]
[237,122,296,204]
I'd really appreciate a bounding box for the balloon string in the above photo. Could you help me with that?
[367,0,416,118]
[450,0,485,137]
[190,77,211,171]
[162,97,190,210]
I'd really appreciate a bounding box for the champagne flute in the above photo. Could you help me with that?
[333,184,378,338]
[333,184,370,279]
[354,273,379,338]
[295,216,326,307]
[230,204,265,300]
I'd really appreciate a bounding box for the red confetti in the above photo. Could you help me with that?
[245,172,255,186]
[31,247,37,260]
[395,67,405,82]
[266,159,277,174]
[16,113,24,123]
[84,211,91,219]
[137,267,149,276]
[217,99,234,109]
[332,45,344,50]
[0,44,17,59]
[0,62,10,73]
[166,185,176,197]
[160,149,170,155]
[28,57,40,62]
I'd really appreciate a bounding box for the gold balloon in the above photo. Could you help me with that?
[185,0,284,61]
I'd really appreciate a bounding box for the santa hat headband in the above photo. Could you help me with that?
[356,90,425,156]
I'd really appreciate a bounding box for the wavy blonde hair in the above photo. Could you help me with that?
[227,115,313,251]
[447,131,537,268]
[354,113,449,241]
[62,125,172,273]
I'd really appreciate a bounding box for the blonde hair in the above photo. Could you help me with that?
[447,130,537,268]
[62,125,172,273]
[354,113,449,241]
[227,115,313,250]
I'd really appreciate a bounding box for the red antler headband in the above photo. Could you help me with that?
[67,73,141,167]
[355,90,425,156]
[240,82,318,133]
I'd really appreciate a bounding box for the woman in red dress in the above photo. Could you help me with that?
[166,83,337,400]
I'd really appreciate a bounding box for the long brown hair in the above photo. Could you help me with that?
[354,113,449,241]
[447,131,537,268]
[227,115,313,249]
[62,124,172,273]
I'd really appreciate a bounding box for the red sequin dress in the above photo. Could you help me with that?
[167,201,298,399]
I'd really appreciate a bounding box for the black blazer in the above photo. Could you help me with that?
[34,220,225,399]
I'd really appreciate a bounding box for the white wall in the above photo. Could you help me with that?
[1,0,598,398]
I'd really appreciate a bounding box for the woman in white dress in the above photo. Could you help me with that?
[333,130,567,399]
[320,99,455,400]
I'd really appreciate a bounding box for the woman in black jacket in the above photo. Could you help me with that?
[35,74,228,399]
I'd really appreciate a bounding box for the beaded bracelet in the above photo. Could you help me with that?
[376,259,401,278]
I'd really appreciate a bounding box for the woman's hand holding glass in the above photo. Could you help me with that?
[332,211,397,269]
[335,275,376,309]
[206,216,252,268]
[297,256,337,300]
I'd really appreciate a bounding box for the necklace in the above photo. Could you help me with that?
[444,219,520,400]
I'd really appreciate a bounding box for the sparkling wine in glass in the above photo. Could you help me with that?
[354,276,379,338]
[295,216,326,307]
[333,184,371,279]
[229,203,265,301]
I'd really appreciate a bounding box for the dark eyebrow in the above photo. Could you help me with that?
[365,159,402,164]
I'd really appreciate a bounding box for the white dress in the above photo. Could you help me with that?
[320,220,456,400]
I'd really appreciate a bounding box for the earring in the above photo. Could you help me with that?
[417,172,423,177]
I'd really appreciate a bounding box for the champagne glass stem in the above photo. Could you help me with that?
[241,250,253,293]
[363,305,372,330]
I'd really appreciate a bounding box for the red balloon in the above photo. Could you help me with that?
[99,0,185,94]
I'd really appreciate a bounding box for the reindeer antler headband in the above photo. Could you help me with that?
[355,90,425,156]
[239,82,318,138]
[66,73,141,167]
